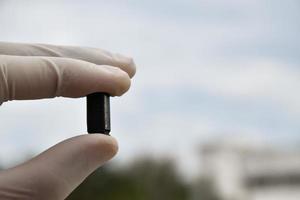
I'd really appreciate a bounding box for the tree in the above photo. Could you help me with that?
[67,158,190,200]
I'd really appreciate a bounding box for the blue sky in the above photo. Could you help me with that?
[0,0,300,177]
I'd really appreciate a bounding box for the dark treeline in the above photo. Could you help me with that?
[67,158,220,200]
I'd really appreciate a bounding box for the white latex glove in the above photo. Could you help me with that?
[0,42,136,200]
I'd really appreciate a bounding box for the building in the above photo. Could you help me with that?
[200,138,300,200]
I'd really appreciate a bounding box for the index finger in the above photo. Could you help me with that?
[0,41,136,78]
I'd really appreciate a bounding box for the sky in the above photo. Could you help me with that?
[0,0,299,178]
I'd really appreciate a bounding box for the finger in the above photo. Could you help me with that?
[0,55,131,102]
[0,134,118,200]
[0,41,136,78]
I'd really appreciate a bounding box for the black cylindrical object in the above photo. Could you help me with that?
[87,92,111,134]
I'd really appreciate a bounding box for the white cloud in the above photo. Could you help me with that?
[138,58,300,115]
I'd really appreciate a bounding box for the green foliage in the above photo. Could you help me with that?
[66,158,190,200]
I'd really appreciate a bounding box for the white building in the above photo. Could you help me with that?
[200,138,300,200]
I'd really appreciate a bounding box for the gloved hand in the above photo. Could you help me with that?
[0,42,136,200]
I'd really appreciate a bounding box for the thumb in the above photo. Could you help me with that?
[0,134,118,200]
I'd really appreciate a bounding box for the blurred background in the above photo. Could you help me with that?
[0,0,300,199]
